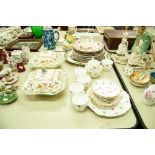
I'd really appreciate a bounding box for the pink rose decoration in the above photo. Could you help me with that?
[145,90,152,98]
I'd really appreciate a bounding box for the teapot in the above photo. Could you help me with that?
[85,57,102,78]
[43,26,60,50]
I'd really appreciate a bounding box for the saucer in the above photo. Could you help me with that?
[0,92,17,105]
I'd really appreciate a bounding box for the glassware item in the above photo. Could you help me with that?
[31,26,43,38]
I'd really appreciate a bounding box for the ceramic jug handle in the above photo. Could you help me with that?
[54,30,60,42]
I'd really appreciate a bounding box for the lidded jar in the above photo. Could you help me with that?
[85,57,102,78]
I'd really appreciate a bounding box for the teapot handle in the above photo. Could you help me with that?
[54,30,60,43]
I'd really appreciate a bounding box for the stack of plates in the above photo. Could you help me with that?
[111,54,128,65]
[65,39,105,65]
[86,79,131,117]
[129,71,150,87]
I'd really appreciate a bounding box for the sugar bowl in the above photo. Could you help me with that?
[101,58,113,71]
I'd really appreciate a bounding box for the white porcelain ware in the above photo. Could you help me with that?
[124,64,133,77]
[143,85,155,105]
[102,58,113,71]
[29,51,64,68]
[87,91,131,117]
[72,93,89,111]
[77,74,91,89]
[69,82,84,94]
[22,69,66,95]
[85,57,102,78]
[92,79,121,99]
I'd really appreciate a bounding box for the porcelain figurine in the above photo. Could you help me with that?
[65,27,77,44]
[102,58,113,71]
[144,84,155,105]
[116,38,128,56]
[131,26,151,54]
[85,57,102,78]
[128,44,145,70]
[63,27,77,51]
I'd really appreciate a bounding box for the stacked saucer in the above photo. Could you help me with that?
[88,79,121,108]
[111,54,128,65]
[129,71,150,87]
[86,79,131,117]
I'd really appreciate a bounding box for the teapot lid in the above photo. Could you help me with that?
[102,58,113,65]
[87,57,100,65]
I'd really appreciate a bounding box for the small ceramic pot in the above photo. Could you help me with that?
[77,74,91,89]
[85,57,102,78]
[143,85,155,106]
[72,93,89,112]
[124,65,134,77]
[102,58,113,71]
[69,82,84,94]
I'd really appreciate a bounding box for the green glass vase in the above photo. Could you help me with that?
[31,26,43,38]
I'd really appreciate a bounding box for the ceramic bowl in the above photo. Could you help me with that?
[72,93,89,111]
[69,82,84,94]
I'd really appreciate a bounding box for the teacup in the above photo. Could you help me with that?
[77,74,91,89]
[124,65,133,77]
[72,93,89,112]
[69,82,84,94]
[102,58,113,71]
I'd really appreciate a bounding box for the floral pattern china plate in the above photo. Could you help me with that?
[87,91,131,117]
[92,79,121,99]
